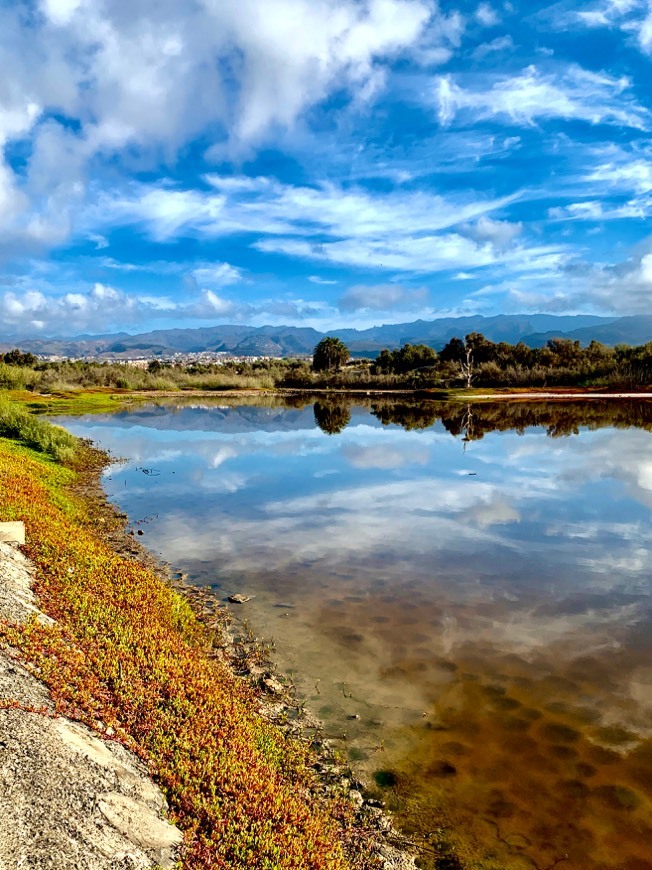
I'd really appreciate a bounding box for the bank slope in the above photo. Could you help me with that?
[0,435,380,870]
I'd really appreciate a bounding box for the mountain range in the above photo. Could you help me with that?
[3,314,652,359]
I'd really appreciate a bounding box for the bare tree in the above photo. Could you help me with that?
[460,343,474,389]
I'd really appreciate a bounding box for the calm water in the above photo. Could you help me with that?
[54,398,652,870]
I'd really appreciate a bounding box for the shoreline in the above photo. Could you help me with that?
[76,444,419,869]
[0,435,418,869]
[79,387,652,402]
[18,386,652,414]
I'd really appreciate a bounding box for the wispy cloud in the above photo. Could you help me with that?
[92,175,521,244]
[561,0,652,55]
[309,276,339,285]
[434,64,650,129]
[471,34,514,59]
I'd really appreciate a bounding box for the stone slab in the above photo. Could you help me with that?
[0,522,25,544]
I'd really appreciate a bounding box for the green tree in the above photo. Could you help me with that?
[312,337,349,372]
[3,349,37,367]
[439,337,465,363]
[372,343,436,374]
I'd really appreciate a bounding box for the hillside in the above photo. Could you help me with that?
[3,313,647,359]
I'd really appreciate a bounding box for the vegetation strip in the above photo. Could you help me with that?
[6,330,652,396]
[0,418,385,869]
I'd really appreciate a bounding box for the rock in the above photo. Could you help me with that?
[349,789,364,808]
[97,793,183,867]
[261,676,285,695]
[0,522,25,544]
[0,540,183,870]
[228,593,254,604]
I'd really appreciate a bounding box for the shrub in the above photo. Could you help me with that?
[0,401,76,462]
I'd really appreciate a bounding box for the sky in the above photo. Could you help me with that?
[2,0,652,337]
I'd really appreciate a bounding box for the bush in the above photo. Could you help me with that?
[0,401,76,462]
[0,363,36,391]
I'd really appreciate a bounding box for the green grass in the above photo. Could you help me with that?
[0,400,77,462]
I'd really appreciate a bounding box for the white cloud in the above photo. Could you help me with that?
[563,0,652,55]
[309,275,339,285]
[255,232,494,271]
[584,157,652,195]
[475,3,500,26]
[460,216,522,249]
[87,172,538,276]
[434,64,650,129]
[338,283,428,312]
[639,7,652,51]
[0,267,343,335]
[471,34,514,58]
[191,263,243,287]
[190,290,237,318]
[500,246,652,314]
[0,0,450,262]
[255,229,562,276]
[0,282,138,334]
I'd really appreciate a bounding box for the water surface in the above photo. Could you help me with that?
[54,398,652,870]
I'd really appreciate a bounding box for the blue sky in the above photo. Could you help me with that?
[2,0,652,337]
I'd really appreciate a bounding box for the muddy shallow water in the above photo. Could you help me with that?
[54,398,652,870]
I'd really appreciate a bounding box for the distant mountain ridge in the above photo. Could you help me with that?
[5,314,652,359]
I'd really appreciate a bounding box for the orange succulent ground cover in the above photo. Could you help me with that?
[0,438,366,869]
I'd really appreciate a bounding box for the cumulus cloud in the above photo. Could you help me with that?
[475,3,500,26]
[501,246,652,314]
[0,0,448,261]
[459,216,523,249]
[341,442,430,468]
[337,283,428,312]
[0,283,138,334]
[0,277,320,336]
[434,64,650,129]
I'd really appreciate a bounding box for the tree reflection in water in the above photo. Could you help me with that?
[312,396,652,441]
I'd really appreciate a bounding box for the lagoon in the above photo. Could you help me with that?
[53,397,652,870]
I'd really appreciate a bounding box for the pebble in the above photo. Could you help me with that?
[349,789,364,808]
[262,676,284,695]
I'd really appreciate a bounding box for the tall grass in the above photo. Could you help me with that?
[0,363,37,390]
[0,360,278,394]
[0,401,76,462]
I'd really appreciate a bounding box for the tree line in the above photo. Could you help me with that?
[311,333,652,389]
[3,331,652,395]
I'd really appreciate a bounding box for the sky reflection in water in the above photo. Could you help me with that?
[54,400,652,870]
